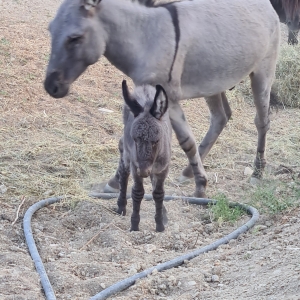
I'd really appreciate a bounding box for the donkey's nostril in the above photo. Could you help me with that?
[53,85,58,95]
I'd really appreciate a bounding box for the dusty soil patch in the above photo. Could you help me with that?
[1,0,300,299]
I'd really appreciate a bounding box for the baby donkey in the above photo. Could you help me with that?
[116,80,172,232]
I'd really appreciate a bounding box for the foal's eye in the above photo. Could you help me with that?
[152,141,158,148]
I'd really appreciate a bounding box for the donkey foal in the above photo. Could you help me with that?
[117,80,171,232]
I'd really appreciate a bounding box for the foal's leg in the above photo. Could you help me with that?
[288,29,299,45]
[116,156,130,216]
[180,92,232,181]
[249,71,273,184]
[151,169,168,232]
[104,137,124,193]
[168,101,207,197]
[130,167,144,231]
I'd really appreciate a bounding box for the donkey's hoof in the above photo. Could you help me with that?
[103,183,120,193]
[194,189,206,198]
[178,174,193,184]
[250,176,261,186]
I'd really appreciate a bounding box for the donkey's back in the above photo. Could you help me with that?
[169,0,280,98]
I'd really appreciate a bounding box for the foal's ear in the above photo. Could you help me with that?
[122,80,144,117]
[150,85,168,120]
[81,0,101,11]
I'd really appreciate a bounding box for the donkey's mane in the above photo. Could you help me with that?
[272,0,300,18]
[132,0,181,7]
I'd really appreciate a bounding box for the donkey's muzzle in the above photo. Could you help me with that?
[44,71,69,98]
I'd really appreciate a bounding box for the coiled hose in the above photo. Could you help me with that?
[23,193,259,300]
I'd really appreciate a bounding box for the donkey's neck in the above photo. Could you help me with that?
[270,0,286,23]
[99,0,174,84]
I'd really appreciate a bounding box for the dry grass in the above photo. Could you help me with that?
[273,43,300,108]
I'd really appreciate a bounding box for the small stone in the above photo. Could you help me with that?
[182,206,190,213]
[159,284,166,290]
[152,268,158,275]
[168,275,177,286]
[212,266,222,276]
[244,167,253,176]
[128,268,137,275]
[204,224,214,234]
[42,189,54,197]
[0,184,7,194]
[255,225,267,231]
[187,281,197,286]
[211,275,220,282]
[273,269,281,276]
[145,244,156,254]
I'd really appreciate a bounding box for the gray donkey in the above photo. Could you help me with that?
[44,0,280,197]
[118,80,171,232]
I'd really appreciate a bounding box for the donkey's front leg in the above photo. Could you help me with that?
[151,170,168,232]
[169,101,207,198]
[130,168,144,231]
[116,156,130,216]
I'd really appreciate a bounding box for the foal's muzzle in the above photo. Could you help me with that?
[137,167,151,178]
[44,71,69,98]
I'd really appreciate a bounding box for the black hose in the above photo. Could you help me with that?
[23,194,259,300]
[23,196,65,300]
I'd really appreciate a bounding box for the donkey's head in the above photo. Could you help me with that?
[122,80,168,178]
[44,0,105,98]
[283,0,300,31]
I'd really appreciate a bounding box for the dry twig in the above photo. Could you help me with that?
[11,196,26,226]
[79,223,110,251]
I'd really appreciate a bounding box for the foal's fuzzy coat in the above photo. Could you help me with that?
[117,80,171,232]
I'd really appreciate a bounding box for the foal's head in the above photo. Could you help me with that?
[122,80,169,178]
[44,0,105,98]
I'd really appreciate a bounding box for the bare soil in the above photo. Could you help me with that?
[0,1,300,299]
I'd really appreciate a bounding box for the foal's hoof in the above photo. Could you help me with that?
[250,176,261,186]
[114,206,126,216]
[156,224,165,232]
[103,183,120,193]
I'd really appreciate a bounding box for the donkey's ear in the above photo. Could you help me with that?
[82,0,101,11]
[122,80,144,117]
[150,85,168,120]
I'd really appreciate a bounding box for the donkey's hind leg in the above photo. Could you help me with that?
[180,92,232,181]
[103,137,124,193]
[169,101,207,197]
[116,156,130,216]
[249,70,274,184]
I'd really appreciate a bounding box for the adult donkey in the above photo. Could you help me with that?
[44,0,280,197]
[271,0,300,44]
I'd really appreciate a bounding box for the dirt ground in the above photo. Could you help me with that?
[1,0,300,299]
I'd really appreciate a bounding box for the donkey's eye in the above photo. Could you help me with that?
[66,35,84,48]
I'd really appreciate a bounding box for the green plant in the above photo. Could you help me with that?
[209,193,245,224]
[249,181,299,214]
